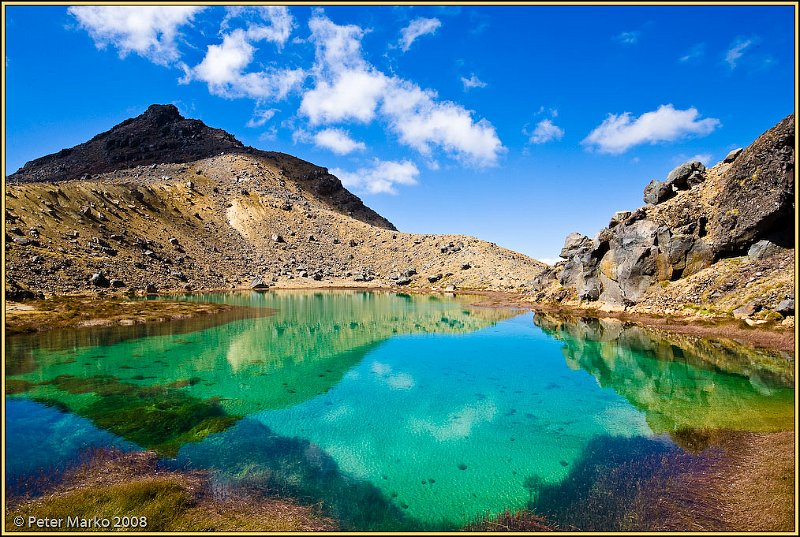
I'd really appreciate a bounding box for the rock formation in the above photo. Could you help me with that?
[534,114,795,320]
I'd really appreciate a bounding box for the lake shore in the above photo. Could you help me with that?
[5,286,795,354]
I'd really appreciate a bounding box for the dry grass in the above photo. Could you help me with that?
[463,509,555,532]
[5,449,338,532]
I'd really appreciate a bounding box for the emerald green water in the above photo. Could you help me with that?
[5,291,794,530]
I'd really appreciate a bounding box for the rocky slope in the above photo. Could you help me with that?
[5,105,547,298]
[531,114,795,325]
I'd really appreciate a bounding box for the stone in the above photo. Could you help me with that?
[250,276,269,290]
[402,267,417,277]
[666,161,706,190]
[723,148,743,163]
[89,272,110,287]
[444,284,456,292]
[609,211,631,227]
[732,302,761,319]
[349,239,358,247]
[109,279,126,288]
[643,179,672,205]
[145,283,158,295]
[747,239,782,260]
[168,237,180,246]
[427,274,443,283]
[559,232,591,258]
[396,277,412,286]
[461,263,471,270]
[271,234,285,243]
[776,298,794,316]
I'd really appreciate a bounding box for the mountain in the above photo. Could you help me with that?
[5,105,547,298]
[533,114,795,324]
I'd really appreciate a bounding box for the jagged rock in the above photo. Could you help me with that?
[667,161,706,190]
[724,148,743,163]
[776,298,794,316]
[643,179,672,205]
[609,211,631,227]
[709,115,794,255]
[559,232,591,258]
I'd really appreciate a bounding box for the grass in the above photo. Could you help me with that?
[5,450,337,532]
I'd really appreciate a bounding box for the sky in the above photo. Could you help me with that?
[4,4,796,262]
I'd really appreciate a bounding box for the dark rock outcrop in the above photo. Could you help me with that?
[540,114,794,307]
[7,104,396,231]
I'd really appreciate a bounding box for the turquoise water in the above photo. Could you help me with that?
[5,291,794,530]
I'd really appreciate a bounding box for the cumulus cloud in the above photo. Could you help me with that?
[300,13,503,167]
[725,38,752,69]
[529,119,564,144]
[184,8,305,100]
[313,128,366,154]
[582,104,720,154]
[398,17,442,52]
[461,73,487,90]
[68,6,204,65]
[331,159,419,195]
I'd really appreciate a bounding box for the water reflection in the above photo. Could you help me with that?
[534,312,795,434]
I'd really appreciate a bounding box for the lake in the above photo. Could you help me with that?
[5,291,795,530]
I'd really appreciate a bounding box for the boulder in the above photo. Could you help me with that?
[709,114,794,255]
[723,148,743,163]
[271,234,285,243]
[250,276,269,290]
[732,302,761,319]
[396,277,412,286]
[89,272,110,287]
[776,298,794,316]
[643,179,673,205]
[747,239,783,260]
[427,274,443,283]
[666,160,706,190]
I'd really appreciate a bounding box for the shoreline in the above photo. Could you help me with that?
[5,285,794,354]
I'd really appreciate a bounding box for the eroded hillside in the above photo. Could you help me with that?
[5,106,546,297]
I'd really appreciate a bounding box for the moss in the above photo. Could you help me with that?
[35,375,240,457]
[6,379,35,394]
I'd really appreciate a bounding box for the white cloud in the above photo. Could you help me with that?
[222,6,295,47]
[679,43,705,63]
[461,73,487,90]
[529,119,564,144]
[246,108,277,128]
[582,104,720,154]
[614,30,640,45]
[313,128,366,154]
[68,6,204,65]
[331,159,419,195]
[725,38,752,69]
[398,17,442,52]
[301,13,504,167]
[300,69,389,125]
[185,27,305,99]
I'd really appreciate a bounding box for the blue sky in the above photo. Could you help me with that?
[4,4,795,261]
